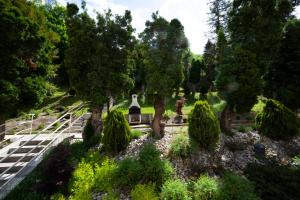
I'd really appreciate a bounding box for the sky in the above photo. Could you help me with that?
[57,0,300,54]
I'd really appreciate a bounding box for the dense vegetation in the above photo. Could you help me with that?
[1,0,300,200]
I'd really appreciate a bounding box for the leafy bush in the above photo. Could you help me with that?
[36,144,73,195]
[193,174,219,200]
[69,160,95,200]
[83,118,101,148]
[170,132,191,158]
[131,184,159,200]
[50,193,66,200]
[220,172,260,200]
[256,99,300,140]
[116,157,142,188]
[245,162,300,200]
[102,109,131,152]
[131,129,144,139]
[160,179,191,200]
[188,101,221,148]
[93,158,117,192]
[138,144,174,186]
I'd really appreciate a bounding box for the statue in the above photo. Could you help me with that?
[174,97,186,124]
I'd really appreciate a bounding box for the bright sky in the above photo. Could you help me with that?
[58,0,300,54]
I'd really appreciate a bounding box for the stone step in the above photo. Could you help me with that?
[0,154,36,163]
[0,163,26,174]
[8,146,45,154]
[19,140,51,146]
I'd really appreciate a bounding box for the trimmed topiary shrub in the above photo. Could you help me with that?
[102,109,131,152]
[193,174,219,200]
[220,172,260,200]
[160,179,191,200]
[256,99,300,140]
[170,132,191,158]
[138,144,174,186]
[188,100,221,148]
[131,184,159,200]
[245,162,300,200]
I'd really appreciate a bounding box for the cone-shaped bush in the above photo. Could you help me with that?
[188,100,220,148]
[102,109,131,153]
[256,99,300,140]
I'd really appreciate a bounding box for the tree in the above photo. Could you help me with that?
[208,0,230,35]
[65,4,135,135]
[140,13,188,137]
[0,0,57,140]
[201,40,217,97]
[264,19,300,110]
[215,46,261,133]
[189,59,201,98]
[43,3,69,87]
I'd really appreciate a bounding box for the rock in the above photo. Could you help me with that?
[224,131,260,151]
[253,143,266,158]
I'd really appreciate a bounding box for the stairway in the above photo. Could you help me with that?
[0,111,90,199]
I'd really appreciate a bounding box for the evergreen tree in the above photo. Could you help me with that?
[189,59,201,98]
[264,19,300,110]
[140,13,188,137]
[65,4,135,134]
[208,0,230,34]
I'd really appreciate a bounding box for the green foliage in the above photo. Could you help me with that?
[138,144,174,186]
[220,172,260,200]
[293,156,300,168]
[69,160,94,200]
[264,19,300,110]
[256,99,300,140]
[188,101,221,148]
[0,0,57,119]
[131,129,144,139]
[50,193,66,200]
[131,184,159,200]
[193,175,219,200]
[83,119,101,148]
[65,5,134,106]
[160,179,191,200]
[245,162,300,200]
[93,158,117,192]
[102,109,131,153]
[116,158,142,188]
[170,132,191,158]
[140,13,188,98]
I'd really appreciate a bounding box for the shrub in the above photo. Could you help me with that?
[69,160,94,200]
[170,132,191,158]
[138,144,174,186]
[245,162,300,200]
[188,101,221,148]
[116,157,142,188]
[93,158,117,192]
[50,193,66,200]
[83,118,101,148]
[193,174,219,200]
[102,109,131,152]
[131,129,144,139]
[131,184,159,200]
[220,172,260,200]
[37,144,73,195]
[256,99,300,140]
[160,179,191,200]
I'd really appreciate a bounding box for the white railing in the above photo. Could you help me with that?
[0,103,86,192]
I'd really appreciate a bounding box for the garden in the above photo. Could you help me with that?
[1,0,300,200]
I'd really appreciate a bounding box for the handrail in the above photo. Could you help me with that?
[0,112,86,190]
[0,119,70,178]
[0,103,84,163]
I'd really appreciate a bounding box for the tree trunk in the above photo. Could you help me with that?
[175,87,180,97]
[191,85,196,99]
[0,114,5,141]
[90,106,103,135]
[152,96,165,138]
[220,106,233,134]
